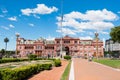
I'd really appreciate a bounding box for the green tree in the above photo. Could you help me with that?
[4,37,9,56]
[110,26,120,58]
[110,26,120,42]
[0,49,5,54]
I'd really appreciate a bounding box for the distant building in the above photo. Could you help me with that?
[16,35,104,57]
[105,39,120,57]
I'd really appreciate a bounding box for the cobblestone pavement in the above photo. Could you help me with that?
[74,58,120,80]
[28,60,68,80]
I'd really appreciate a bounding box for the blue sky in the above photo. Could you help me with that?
[0,0,120,50]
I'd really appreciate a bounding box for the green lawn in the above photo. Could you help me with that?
[94,58,120,69]
[60,60,71,80]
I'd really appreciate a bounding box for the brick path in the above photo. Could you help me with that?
[28,60,68,80]
[74,58,120,80]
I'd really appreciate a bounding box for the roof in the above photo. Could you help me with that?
[55,35,79,40]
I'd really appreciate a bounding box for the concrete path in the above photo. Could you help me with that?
[69,60,75,80]
[73,58,120,80]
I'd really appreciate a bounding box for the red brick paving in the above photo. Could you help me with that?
[28,60,68,80]
[74,58,120,80]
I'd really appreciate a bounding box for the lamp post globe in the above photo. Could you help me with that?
[95,32,99,38]
[16,33,20,38]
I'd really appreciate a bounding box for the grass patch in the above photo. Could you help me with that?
[94,58,120,69]
[60,60,71,80]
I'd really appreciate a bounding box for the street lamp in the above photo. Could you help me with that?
[15,33,20,55]
[95,32,99,60]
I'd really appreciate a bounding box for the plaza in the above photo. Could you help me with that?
[0,0,120,80]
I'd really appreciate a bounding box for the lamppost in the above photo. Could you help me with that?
[15,33,20,55]
[95,32,99,60]
[43,39,46,58]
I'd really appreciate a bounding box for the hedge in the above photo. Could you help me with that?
[28,54,37,60]
[0,63,52,80]
[0,58,55,64]
[54,59,61,67]
[64,55,71,60]
[0,58,29,64]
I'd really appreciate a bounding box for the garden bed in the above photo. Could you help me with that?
[0,63,52,80]
[0,60,53,69]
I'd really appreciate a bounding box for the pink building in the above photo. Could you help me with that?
[17,35,104,57]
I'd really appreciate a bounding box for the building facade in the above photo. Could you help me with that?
[105,39,120,57]
[17,35,104,57]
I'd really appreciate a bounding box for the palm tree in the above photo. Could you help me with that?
[4,37,9,56]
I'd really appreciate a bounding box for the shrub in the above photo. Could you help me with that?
[28,54,37,60]
[0,70,1,80]
[0,63,52,80]
[48,58,56,61]
[42,64,52,70]
[0,57,55,64]
[0,58,29,64]
[0,58,20,63]
[64,55,71,60]
[54,59,61,67]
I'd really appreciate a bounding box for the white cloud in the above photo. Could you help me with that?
[9,24,15,28]
[1,8,8,13]
[28,23,34,27]
[118,11,120,14]
[21,4,58,16]
[8,16,17,21]
[33,14,40,19]
[99,31,109,35]
[1,26,9,30]
[56,28,77,35]
[0,15,4,17]
[60,9,118,22]
[56,9,118,35]
[79,36,93,40]
[21,8,32,16]
[19,14,22,17]
[46,35,55,40]
[88,32,94,35]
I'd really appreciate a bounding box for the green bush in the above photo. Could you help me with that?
[54,59,61,67]
[28,54,37,60]
[42,64,52,70]
[0,63,52,80]
[48,58,56,61]
[0,57,55,64]
[0,70,1,80]
[0,58,20,63]
[64,55,71,60]
[0,58,29,64]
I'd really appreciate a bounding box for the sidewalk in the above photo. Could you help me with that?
[73,58,120,80]
[28,60,68,80]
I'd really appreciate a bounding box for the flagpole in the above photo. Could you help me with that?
[60,0,63,58]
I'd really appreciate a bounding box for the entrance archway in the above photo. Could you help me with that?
[65,46,69,55]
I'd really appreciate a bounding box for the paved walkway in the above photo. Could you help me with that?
[73,58,120,80]
[69,60,74,80]
[28,60,68,80]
